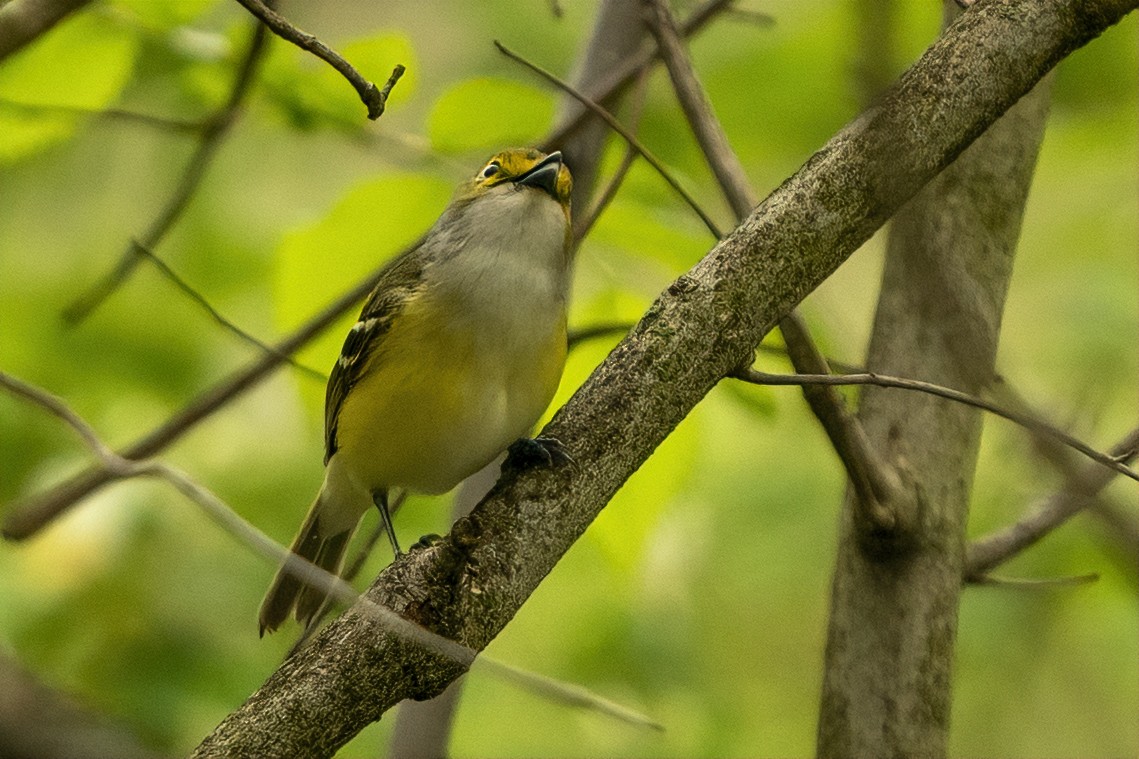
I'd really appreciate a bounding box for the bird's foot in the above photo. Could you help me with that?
[506,436,576,470]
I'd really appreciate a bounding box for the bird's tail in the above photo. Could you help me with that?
[258,491,355,636]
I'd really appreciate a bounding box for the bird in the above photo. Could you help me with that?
[258,148,574,635]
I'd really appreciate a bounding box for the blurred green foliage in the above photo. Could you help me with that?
[0,1,1135,757]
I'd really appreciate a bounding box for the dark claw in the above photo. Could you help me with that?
[411,533,444,551]
[506,436,576,470]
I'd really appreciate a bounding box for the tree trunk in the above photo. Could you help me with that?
[816,7,1054,756]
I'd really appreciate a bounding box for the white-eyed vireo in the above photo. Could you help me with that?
[259,149,574,635]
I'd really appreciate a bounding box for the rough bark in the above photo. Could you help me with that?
[193,2,1136,756]
[815,6,1055,757]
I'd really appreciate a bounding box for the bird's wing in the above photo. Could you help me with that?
[324,250,426,463]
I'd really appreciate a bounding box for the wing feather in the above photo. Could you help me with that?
[324,251,426,463]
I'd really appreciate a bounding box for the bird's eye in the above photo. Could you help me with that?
[480,162,500,180]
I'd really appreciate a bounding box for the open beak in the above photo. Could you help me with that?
[514,151,563,199]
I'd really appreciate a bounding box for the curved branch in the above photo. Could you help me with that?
[732,368,1139,483]
[966,426,1139,576]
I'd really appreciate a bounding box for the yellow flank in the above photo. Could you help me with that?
[333,287,567,496]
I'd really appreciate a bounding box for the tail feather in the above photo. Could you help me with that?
[258,493,354,636]
[294,529,353,624]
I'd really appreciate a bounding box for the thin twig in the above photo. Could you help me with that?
[0,373,120,467]
[62,14,271,325]
[476,658,664,731]
[732,367,1139,483]
[571,68,651,242]
[644,0,902,529]
[567,322,633,349]
[569,67,651,240]
[130,240,327,382]
[723,7,776,27]
[233,0,403,121]
[573,143,639,242]
[495,40,724,238]
[965,426,1139,577]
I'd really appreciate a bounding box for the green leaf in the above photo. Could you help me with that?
[0,13,138,162]
[427,77,554,154]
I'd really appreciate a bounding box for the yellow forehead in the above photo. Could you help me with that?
[486,147,548,174]
[475,148,574,204]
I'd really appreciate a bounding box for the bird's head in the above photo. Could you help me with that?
[455,148,573,218]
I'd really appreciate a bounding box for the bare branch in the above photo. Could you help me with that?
[966,573,1100,588]
[232,0,404,121]
[571,68,650,242]
[567,322,633,349]
[965,426,1139,576]
[732,368,1139,484]
[0,97,204,132]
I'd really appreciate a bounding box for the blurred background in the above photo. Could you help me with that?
[0,1,1135,756]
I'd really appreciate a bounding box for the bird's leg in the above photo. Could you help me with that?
[506,436,575,469]
[372,489,403,558]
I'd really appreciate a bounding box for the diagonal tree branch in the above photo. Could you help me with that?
[966,426,1139,577]
[192,2,1138,756]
